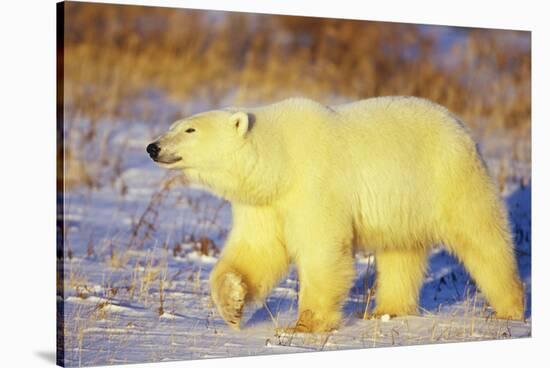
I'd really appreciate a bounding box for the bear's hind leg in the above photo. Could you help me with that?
[438,156,524,319]
[445,225,524,320]
[373,248,428,317]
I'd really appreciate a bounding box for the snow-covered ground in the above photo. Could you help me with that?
[59,111,531,367]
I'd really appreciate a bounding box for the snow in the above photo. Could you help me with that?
[59,112,531,367]
[186,251,219,264]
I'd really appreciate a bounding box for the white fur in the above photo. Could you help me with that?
[153,96,524,331]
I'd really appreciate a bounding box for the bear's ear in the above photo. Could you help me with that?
[229,112,250,137]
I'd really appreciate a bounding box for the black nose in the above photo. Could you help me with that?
[146,142,160,159]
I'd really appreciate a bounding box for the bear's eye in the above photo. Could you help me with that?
[185,128,196,133]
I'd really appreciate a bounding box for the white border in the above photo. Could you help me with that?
[1,1,548,367]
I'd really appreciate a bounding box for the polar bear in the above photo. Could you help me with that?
[147,97,524,332]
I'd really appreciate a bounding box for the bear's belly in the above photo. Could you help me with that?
[353,210,436,251]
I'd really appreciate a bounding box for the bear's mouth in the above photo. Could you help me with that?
[154,156,182,165]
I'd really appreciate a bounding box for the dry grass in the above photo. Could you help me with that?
[59,2,531,189]
[127,174,183,249]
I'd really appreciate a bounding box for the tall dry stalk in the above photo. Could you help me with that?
[60,3,530,189]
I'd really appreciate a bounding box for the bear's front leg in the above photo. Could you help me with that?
[284,212,355,333]
[209,204,289,330]
[287,253,354,333]
[210,242,288,329]
[210,266,248,329]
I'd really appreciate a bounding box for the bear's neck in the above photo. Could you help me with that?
[191,142,291,206]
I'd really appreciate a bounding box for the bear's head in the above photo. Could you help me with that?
[147,110,260,200]
[147,110,251,169]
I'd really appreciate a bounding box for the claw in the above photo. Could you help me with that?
[211,272,247,329]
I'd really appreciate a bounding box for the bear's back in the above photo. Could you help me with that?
[331,96,475,160]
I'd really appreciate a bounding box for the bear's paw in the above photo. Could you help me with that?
[213,272,248,329]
